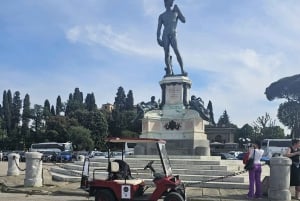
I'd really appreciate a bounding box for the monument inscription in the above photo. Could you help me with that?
[166,84,182,104]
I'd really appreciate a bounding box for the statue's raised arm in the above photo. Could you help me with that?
[157,0,187,77]
[173,4,185,23]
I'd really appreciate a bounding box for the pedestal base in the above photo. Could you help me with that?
[139,108,210,156]
[138,75,210,156]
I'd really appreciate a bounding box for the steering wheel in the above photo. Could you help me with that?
[144,160,155,173]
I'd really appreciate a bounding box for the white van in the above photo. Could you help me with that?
[261,138,291,159]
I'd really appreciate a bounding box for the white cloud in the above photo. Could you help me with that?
[66,24,160,58]
[142,0,161,17]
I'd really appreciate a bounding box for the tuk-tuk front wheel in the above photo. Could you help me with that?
[164,192,184,201]
[95,189,115,201]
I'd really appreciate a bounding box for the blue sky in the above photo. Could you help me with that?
[1,0,300,133]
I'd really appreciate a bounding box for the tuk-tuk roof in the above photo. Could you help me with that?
[105,137,166,144]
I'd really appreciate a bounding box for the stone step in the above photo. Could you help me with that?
[60,163,239,177]
[49,156,251,189]
[51,171,248,189]
[74,160,241,171]
[72,162,231,171]
[51,166,245,183]
[88,158,229,166]
[51,172,81,182]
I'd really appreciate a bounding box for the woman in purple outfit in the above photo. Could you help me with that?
[247,141,264,199]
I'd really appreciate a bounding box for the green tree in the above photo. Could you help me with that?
[236,124,255,147]
[73,87,83,103]
[2,90,12,134]
[31,104,45,142]
[277,101,300,138]
[70,109,91,128]
[11,91,22,130]
[50,105,55,116]
[262,126,285,139]
[69,109,108,149]
[0,104,4,150]
[6,91,22,149]
[109,109,137,138]
[87,110,108,149]
[21,94,31,149]
[44,130,60,142]
[252,113,285,140]
[45,115,78,142]
[114,87,126,111]
[43,99,51,117]
[265,74,300,137]
[69,126,94,151]
[0,104,3,122]
[125,90,134,110]
[109,109,123,137]
[207,100,215,125]
[85,93,97,111]
[65,88,84,116]
[56,95,63,116]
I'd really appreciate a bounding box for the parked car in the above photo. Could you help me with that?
[237,152,247,160]
[228,151,243,158]
[106,151,123,159]
[219,153,236,160]
[73,151,89,160]
[3,151,9,161]
[93,151,106,159]
[19,151,26,162]
[56,151,73,162]
[42,151,58,162]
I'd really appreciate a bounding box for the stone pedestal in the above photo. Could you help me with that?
[268,156,291,201]
[24,152,43,187]
[77,155,85,162]
[159,76,191,108]
[7,153,20,176]
[139,75,210,156]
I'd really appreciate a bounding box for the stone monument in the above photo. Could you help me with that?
[135,0,212,156]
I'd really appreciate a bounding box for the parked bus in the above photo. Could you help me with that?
[30,142,73,153]
[261,138,291,159]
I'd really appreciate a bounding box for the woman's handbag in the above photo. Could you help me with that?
[244,150,256,171]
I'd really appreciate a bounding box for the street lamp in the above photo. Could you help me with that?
[239,137,251,150]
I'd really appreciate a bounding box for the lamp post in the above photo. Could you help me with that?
[239,137,251,150]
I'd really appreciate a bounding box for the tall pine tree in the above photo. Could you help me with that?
[11,91,22,130]
[114,87,126,111]
[2,90,12,134]
[126,90,134,110]
[50,105,56,116]
[85,93,97,111]
[21,94,31,149]
[55,95,63,116]
[65,88,84,116]
[43,99,51,118]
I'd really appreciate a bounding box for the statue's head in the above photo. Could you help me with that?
[151,96,155,101]
[164,0,174,7]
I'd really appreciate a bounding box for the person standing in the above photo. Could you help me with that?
[157,0,186,76]
[243,145,251,165]
[285,138,300,199]
[247,141,264,199]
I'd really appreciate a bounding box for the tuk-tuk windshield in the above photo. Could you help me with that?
[158,142,172,177]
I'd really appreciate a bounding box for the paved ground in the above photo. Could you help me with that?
[0,161,297,201]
